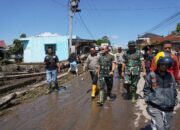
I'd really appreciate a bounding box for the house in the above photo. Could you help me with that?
[137,33,163,49]
[140,33,162,39]
[72,39,96,54]
[150,34,180,50]
[0,40,7,59]
[20,35,70,63]
[20,33,96,63]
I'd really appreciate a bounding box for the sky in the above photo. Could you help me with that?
[0,0,180,47]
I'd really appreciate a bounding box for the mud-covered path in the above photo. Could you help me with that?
[0,72,180,130]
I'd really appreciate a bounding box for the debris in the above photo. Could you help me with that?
[0,64,84,112]
[0,93,17,108]
[15,90,28,96]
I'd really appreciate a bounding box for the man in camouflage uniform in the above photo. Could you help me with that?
[97,45,115,106]
[121,41,146,102]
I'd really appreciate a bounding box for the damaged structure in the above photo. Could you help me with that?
[0,40,7,60]
[137,33,180,51]
[20,34,96,63]
[71,39,96,54]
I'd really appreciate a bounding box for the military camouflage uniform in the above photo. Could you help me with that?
[123,49,144,97]
[98,53,114,97]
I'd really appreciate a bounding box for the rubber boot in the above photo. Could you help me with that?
[95,86,99,95]
[97,90,104,106]
[131,93,136,103]
[46,82,53,94]
[51,81,56,89]
[91,85,96,99]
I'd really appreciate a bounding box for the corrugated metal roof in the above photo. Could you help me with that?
[140,33,162,38]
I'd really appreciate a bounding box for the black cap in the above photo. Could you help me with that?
[128,41,136,46]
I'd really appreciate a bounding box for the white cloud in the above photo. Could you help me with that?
[37,32,60,37]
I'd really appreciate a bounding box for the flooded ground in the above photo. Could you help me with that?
[0,72,180,130]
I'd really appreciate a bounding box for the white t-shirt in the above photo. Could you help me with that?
[114,52,124,64]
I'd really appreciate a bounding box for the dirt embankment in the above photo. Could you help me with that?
[0,63,84,116]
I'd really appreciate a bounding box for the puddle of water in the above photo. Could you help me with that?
[104,106,109,109]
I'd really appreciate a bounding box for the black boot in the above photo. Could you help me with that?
[54,82,59,92]
[46,83,53,94]
[125,84,131,100]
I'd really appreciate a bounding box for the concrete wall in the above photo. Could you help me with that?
[21,36,70,63]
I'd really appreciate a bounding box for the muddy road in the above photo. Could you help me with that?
[0,72,180,130]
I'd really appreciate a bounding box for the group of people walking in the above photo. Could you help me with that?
[84,45,115,106]
[84,40,179,130]
[44,39,179,130]
[84,41,146,104]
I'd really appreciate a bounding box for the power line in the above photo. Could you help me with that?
[157,16,180,33]
[77,13,95,39]
[141,10,180,35]
[83,0,95,18]
[74,17,85,33]
[83,7,179,12]
[90,0,97,10]
[50,0,69,35]
[51,0,67,8]
[166,16,180,26]
[86,0,94,10]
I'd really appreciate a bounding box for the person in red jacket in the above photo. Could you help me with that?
[151,40,179,83]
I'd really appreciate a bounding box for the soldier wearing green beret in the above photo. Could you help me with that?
[97,45,115,106]
[121,41,146,102]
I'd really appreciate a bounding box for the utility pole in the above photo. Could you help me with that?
[69,0,81,54]
[137,34,140,49]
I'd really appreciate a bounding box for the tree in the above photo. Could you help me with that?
[9,39,23,55]
[12,33,27,54]
[102,36,111,45]
[20,33,27,38]
[96,39,106,46]
[171,23,180,35]
[96,36,111,46]
[176,23,180,33]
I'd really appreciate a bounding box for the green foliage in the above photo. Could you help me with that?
[171,31,176,35]
[176,23,180,32]
[96,36,111,46]
[171,23,180,35]
[96,39,106,46]
[9,39,23,55]
[176,23,180,34]
[102,36,111,45]
[20,33,27,38]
